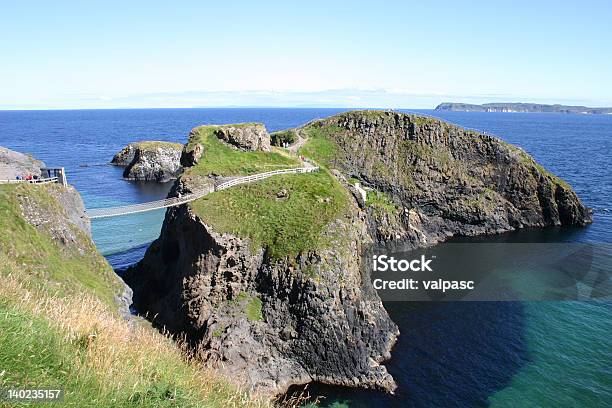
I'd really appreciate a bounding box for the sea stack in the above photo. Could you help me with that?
[111,141,183,182]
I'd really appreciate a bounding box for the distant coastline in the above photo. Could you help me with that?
[435,102,612,114]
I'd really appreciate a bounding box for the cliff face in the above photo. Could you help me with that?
[125,197,397,396]
[125,111,592,397]
[125,125,398,396]
[0,146,130,314]
[111,142,183,182]
[303,111,591,246]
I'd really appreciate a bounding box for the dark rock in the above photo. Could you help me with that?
[124,200,398,396]
[110,144,137,166]
[309,110,592,247]
[181,141,204,167]
[276,188,289,199]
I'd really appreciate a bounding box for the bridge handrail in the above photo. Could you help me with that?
[86,165,319,219]
[0,177,59,185]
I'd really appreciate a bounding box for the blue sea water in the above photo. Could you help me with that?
[0,108,610,407]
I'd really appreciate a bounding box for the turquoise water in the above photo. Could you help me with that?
[490,301,610,406]
[1,108,610,407]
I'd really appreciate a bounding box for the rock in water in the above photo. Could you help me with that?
[214,123,272,151]
[111,141,183,182]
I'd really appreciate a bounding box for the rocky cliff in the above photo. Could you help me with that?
[1,146,131,315]
[213,123,272,152]
[300,110,591,246]
[0,146,44,180]
[125,124,398,396]
[124,111,591,398]
[111,141,183,182]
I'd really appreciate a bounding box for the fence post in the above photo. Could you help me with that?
[59,168,67,187]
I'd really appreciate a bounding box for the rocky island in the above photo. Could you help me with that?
[436,102,612,114]
[111,141,183,182]
[124,111,591,397]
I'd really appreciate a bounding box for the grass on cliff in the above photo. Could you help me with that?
[298,124,343,168]
[366,190,399,216]
[132,141,183,150]
[190,171,350,259]
[0,184,122,306]
[184,125,299,177]
[0,184,268,408]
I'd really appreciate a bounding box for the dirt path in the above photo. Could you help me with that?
[288,129,308,154]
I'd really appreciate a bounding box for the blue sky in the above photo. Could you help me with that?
[1,0,611,109]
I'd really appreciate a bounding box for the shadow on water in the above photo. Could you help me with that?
[289,226,594,407]
[291,302,528,408]
[105,241,152,271]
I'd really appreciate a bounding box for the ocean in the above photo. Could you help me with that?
[0,108,610,407]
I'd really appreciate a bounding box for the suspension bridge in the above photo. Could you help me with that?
[85,163,319,219]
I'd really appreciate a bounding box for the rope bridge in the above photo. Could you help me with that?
[85,164,319,219]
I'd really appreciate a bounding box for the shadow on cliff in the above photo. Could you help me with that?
[287,301,529,408]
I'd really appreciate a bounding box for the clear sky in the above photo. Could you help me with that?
[1,0,611,109]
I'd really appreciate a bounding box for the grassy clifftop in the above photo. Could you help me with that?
[184,125,298,177]
[133,141,183,150]
[190,171,350,259]
[0,184,266,407]
[184,124,351,259]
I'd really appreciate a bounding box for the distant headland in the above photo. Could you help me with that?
[435,102,612,114]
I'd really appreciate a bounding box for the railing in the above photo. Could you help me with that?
[215,166,317,191]
[86,165,319,219]
[0,177,59,185]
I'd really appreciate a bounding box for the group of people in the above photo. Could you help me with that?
[15,174,39,181]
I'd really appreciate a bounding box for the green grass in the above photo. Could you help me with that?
[0,184,266,408]
[190,171,350,258]
[366,190,398,215]
[133,141,183,150]
[184,126,299,177]
[0,297,255,408]
[0,184,122,307]
[299,124,343,168]
[245,297,263,322]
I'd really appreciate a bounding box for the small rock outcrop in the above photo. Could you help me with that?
[0,146,44,180]
[180,138,204,167]
[214,123,271,152]
[111,141,183,182]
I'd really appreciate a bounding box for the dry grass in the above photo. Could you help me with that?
[0,256,272,408]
